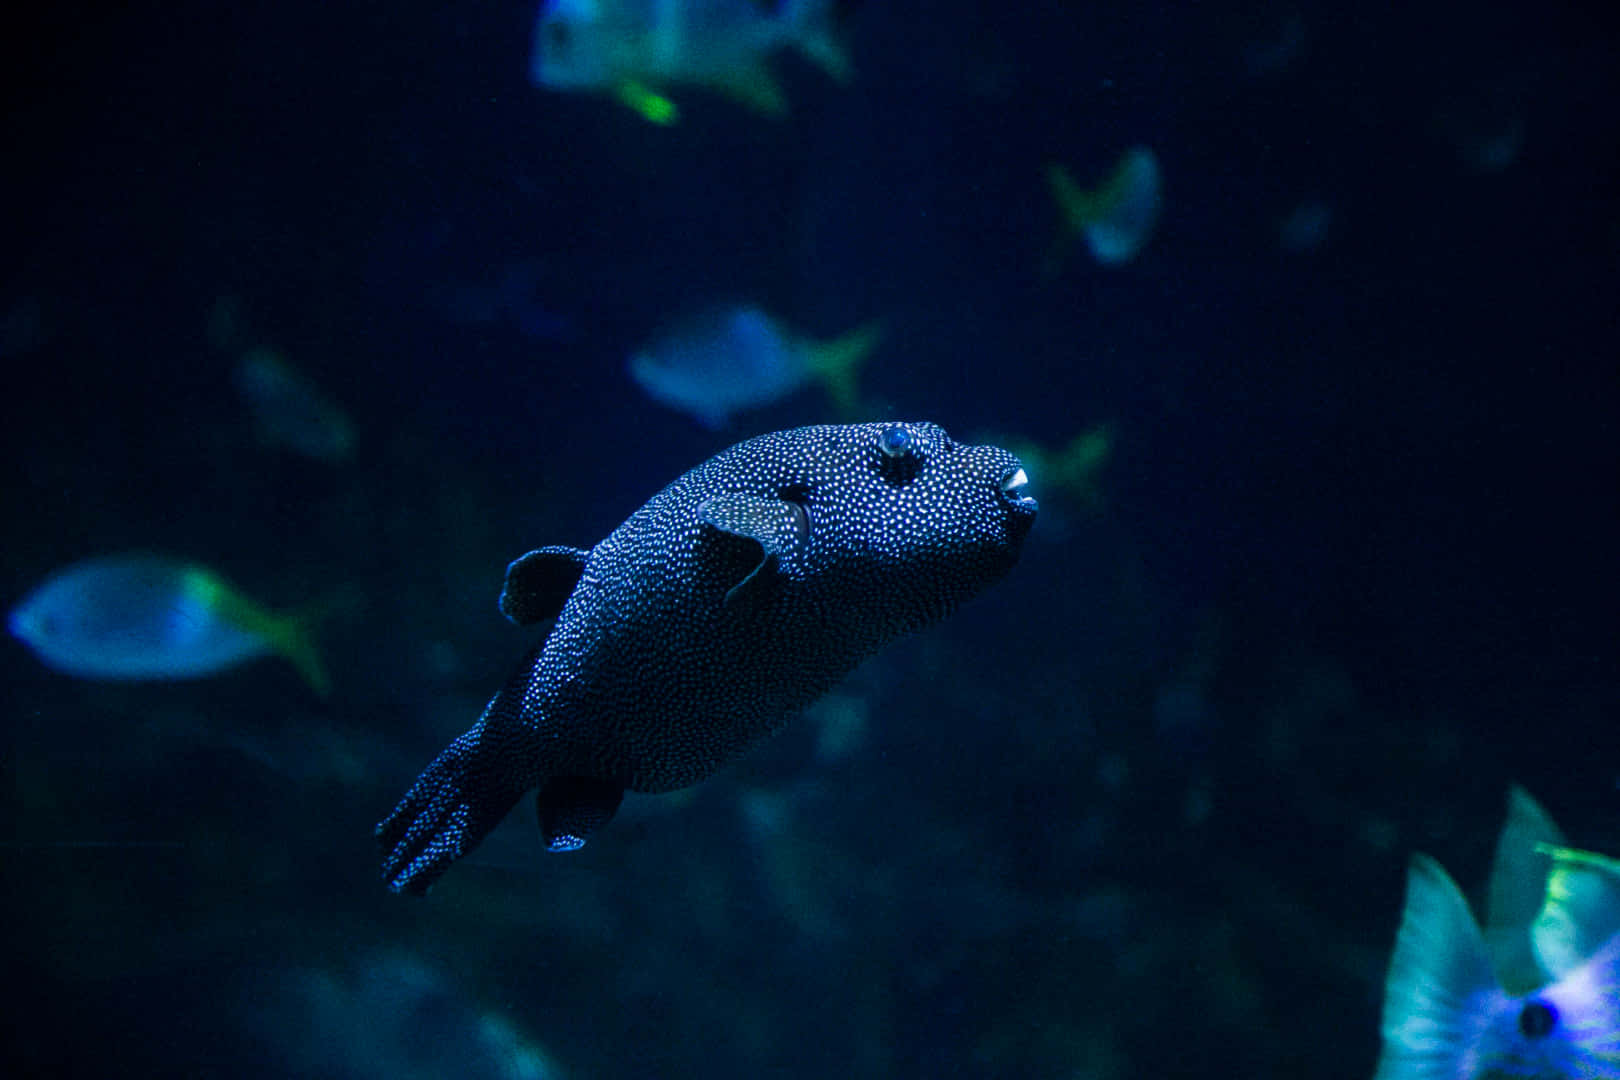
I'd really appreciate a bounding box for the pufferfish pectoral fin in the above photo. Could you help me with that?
[537,776,625,852]
[499,546,590,626]
[697,493,809,607]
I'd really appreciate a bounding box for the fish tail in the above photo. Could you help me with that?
[271,618,331,698]
[1372,854,1506,1080]
[1046,163,1108,232]
[186,568,332,696]
[376,724,529,896]
[783,0,853,84]
[613,80,680,126]
[1052,424,1112,502]
[806,320,883,417]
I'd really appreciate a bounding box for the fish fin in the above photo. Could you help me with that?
[188,569,331,696]
[1047,149,1161,266]
[1051,425,1113,504]
[613,80,680,125]
[536,776,625,852]
[377,723,528,897]
[1046,162,1107,232]
[1486,785,1567,992]
[1374,854,1506,1080]
[698,493,809,606]
[268,616,331,698]
[1532,844,1620,981]
[783,0,853,84]
[711,65,788,115]
[1041,165,1092,275]
[805,320,883,418]
[500,546,589,626]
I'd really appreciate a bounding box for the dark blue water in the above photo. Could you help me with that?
[3,2,1616,1077]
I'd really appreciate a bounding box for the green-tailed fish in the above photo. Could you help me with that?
[529,0,852,121]
[1048,146,1163,267]
[9,554,328,694]
[629,304,880,428]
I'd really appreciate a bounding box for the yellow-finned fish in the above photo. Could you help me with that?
[9,554,329,695]
[629,304,881,428]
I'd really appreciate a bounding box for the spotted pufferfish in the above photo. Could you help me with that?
[378,421,1037,894]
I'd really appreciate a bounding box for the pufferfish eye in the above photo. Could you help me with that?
[878,425,914,459]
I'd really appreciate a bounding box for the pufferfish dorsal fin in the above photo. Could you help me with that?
[698,492,809,607]
[499,546,590,626]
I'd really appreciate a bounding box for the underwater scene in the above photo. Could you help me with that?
[4,2,1617,1077]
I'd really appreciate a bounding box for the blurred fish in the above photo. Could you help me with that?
[236,346,357,462]
[1239,9,1309,78]
[529,0,852,121]
[9,554,329,695]
[1432,72,1531,174]
[1374,788,1620,1079]
[629,305,881,428]
[1278,197,1333,253]
[1486,785,1570,993]
[423,259,575,342]
[1047,147,1163,268]
[1005,425,1112,507]
[253,948,563,1080]
[1532,845,1620,986]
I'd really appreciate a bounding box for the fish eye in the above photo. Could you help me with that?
[878,425,914,459]
[1517,999,1558,1039]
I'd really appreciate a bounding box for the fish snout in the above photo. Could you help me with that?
[1000,465,1038,515]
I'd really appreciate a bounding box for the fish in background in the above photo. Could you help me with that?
[1046,147,1163,268]
[1278,197,1334,254]
[423,258,575,343]
[1374,786,1620,1079]
[208,297,357,462]
[235,347,358,463]
[529,0,852,123]
[1001,425,1113,509]
[249,948,562,1080]
[8,554,329,695]
[629,304,881,429]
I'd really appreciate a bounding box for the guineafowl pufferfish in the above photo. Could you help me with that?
[378,421,1037,895]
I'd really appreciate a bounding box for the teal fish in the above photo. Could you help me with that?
[529,0,851,121]
[629,304,880,428]
[9,554,328,694]
[236,346,357,463]
[1047,146,1163,267]
[1374,787,1620,1079]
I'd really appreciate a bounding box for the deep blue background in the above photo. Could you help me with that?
[3,2,1616,1077]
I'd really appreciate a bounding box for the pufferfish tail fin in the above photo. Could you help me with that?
[1373,854,1508,1080]
[377,672,535,895]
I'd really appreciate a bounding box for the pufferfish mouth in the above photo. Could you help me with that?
[1000,467,1037,513]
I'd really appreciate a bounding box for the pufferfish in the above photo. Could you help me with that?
[378,421,1036,894]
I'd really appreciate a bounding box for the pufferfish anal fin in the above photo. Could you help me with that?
[698,492,809,607]
[499,546,590,626]
[537,776,626,853]
[1374,853,1507,1080]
